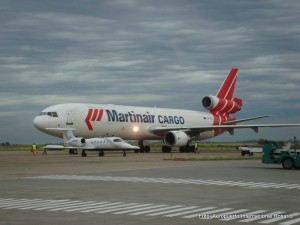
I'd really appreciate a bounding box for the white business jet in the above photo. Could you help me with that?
[43,128,139,157]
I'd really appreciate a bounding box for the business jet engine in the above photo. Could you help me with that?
[66,137,85,147]
[202,95,242,114]
[164,131,190,147]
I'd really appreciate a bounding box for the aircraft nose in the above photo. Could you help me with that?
[33,116,44,131]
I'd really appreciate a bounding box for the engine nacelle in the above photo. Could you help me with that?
[66,138,85,147]
[164,131,190,147]
[202,95,242,114]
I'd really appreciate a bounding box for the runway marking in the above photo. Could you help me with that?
[0,198,299,224]
[26,175,300,190]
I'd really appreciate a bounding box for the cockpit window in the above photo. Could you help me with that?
[38,112,58,117]
[113,138,123,143]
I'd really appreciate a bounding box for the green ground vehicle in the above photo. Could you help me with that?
[262,143,300,169]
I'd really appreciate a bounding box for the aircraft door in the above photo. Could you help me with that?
[66,111,74,126]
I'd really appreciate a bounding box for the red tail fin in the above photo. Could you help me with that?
[216,68,238,100]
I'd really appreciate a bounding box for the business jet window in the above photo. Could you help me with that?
[113,138,123,142]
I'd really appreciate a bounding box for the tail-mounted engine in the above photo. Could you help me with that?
[164,131,190,147]
[202,95,242,114]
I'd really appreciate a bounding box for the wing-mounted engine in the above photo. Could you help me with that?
[164,131,190,147]
[202,95,242,114]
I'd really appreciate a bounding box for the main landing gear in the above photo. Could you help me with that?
[162,145,172,153]
[81,150,87,157]
[80,150,126,157]
[136,140,173,153]
[69,149,78,155]
[136,140,151,153]
[179,145,195,153]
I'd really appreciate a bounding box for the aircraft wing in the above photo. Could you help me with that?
[223,115,270,125]
[64,146,96,149]
[148,123,300,135]
[43,145,96,150]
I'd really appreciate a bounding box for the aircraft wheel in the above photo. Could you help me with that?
[123,152,126,157]
[144,146,150,153]
[69,149,78,155]
[162,145,172,153]
[282,158,295,169]
[99,151,104,157]
[81,150,87,157]
[134,149,139,153]
[179,147,185,153]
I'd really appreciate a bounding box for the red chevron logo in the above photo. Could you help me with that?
[85,108,104,130]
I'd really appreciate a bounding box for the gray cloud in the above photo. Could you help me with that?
[1,0,300,144]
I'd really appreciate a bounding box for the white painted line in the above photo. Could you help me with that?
[4,199,50,209]
[64,202,110,212]
[130,205,182,216]
[113,204,164,215]
[0,199,42,207]
[20,200,71,210]
[26,175,300,190]
[280,216,300,225]
[34,200,86,210]
[96,203,150,214]
[95,203,139,213]
[148,206,199,216]
[48,201,89,211]
[81,202,124,213]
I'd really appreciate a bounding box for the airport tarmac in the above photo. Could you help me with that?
[0,151,299,225]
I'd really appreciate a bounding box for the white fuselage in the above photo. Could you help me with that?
[33,103,216,141]
[65,136,139,150]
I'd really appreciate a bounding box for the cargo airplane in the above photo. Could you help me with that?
[33,68,300,153]
[43,128,139,157]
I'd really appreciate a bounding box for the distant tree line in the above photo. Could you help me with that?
[1,142,10,146]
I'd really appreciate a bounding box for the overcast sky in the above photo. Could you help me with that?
[1,0,300,144]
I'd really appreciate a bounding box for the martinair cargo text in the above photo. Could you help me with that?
[33,68,300,153]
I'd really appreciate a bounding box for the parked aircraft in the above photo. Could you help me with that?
[44,128,139,157]
[33,68,300,153]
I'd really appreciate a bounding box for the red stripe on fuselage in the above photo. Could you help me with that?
[91,109,99,121]
[96,109,104,121]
